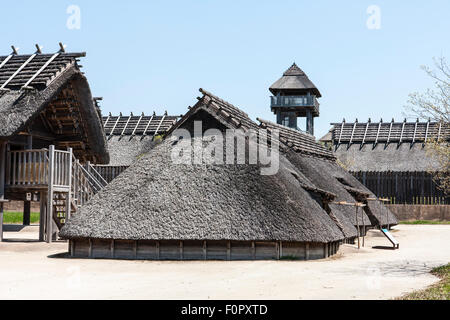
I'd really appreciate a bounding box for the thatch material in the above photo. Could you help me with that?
[258,118,335,160]
[0,53,109,163]
[257,119,398,227]
[61,90,346,243]
[102,113,179,166]
[106,135,157,166]
[269,63,321,97]
[334,143,441,172]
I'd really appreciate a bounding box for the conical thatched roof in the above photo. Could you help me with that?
[269,63,322,97]
[60,89,346,243]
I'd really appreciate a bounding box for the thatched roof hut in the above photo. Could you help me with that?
[258,119,398,229]
[0,49,109,163]
[60,89,350,260]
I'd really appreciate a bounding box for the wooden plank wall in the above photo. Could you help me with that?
[70,239,339,261]
[352,171,449,205]
[93,165,129,183]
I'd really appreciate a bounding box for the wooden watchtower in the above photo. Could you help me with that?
[0,44,109,242]
[270,63,321,135]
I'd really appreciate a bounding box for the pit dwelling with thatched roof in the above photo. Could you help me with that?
[60,81,397,260]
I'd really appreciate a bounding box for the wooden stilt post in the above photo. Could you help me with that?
[23,201,31,226]
[46,145,55,243]
[66,148,73,221]
[356,206,360,249]
[23,135,33,225]
[0,141,7,242]
[0,202,4,242]
[39,191,46,242]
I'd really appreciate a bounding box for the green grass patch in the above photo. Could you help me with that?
[399,220,450,225]
[2,211,40,224]
[397,263,450,300]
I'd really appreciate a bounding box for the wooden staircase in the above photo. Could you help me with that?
[51,158,108,232]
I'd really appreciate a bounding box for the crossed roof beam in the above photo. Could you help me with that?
[0,43,84,91]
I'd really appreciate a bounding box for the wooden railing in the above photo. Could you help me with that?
[6,149,50,186]
[51,149,72,188]
[71,158,108,208]
[5,147,73,189]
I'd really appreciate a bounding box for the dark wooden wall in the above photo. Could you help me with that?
[352,171,449,205]
[93,165,129,183]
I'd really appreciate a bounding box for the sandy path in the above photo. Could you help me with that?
[0,224,448,300]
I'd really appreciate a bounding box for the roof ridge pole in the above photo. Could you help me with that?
[0,46,18,70]
[348,118,358,150]
[386,118,394,148]
[22,49,61,89]
[361,118,370,149]
[153,114,166,140]
[424,118,430,144]
[103,112,111,128]
[374,118,382,149]
[336,118,345,151]
[399,118,406,147]
[109,113,121,138]
[120,113,133,137]
[412,118,419,146]
[0,49,39,89]
[142,112,155,138]
[131,112,144,137]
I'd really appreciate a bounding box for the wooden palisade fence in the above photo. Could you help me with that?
[352,171,449,205]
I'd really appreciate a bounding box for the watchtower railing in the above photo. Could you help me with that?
[270,95,320,111]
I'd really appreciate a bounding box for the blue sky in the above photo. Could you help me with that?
[1,1,449,138]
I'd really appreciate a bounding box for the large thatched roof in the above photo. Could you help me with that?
[0,49,109,163]
[322,119,449,172]
[269,63,321,97]
[258,119,398,227]
[60,89,346,243]
[334,143,442,172]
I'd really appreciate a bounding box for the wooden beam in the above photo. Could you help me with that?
[374,119,382,147]
[0,53,37,89]
[142,113,155,137]
[131,113,144,137]
[22,52,60,89]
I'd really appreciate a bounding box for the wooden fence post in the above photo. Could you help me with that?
[46,145,55,243]
[67,148,73,221]
[0,141,7,242]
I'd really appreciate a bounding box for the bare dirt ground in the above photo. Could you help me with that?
[0,224,448,300]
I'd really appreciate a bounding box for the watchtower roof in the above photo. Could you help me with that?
[269,63,321,97]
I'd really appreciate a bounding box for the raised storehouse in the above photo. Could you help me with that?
[0,45,109,242]
[321,119,450,204]
[60,89,395,261]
